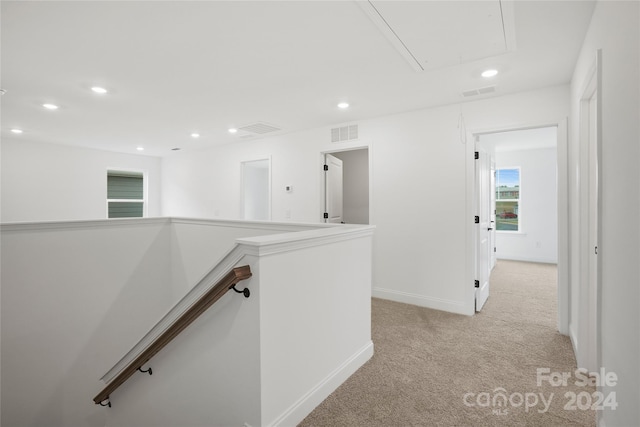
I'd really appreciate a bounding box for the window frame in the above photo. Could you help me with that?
[495,166,521,233]
[106,168,148,218]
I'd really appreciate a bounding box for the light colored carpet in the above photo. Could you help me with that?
[299,260,596,426]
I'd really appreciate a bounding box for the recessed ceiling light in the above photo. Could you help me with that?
[42,103,59,110]
[337,102,350,109]
[228,128,238,134]
[481,69,498,78]
[91,86,108,94]
[11,129,23,134]
[136,147,144,151]
[191,133,200,138]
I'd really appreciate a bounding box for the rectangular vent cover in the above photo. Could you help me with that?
[238,122,281,134]
[331,124,359,143]
[462,86,496,98]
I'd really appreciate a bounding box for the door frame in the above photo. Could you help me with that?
[466,119,568,333]
[575,50,602,372]
[323,153,344,224]
[320,145,372,224]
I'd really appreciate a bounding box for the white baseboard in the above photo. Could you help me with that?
[497,255,558,264]
[267,341,374,427]
[373,287,472,315]
[569,324,579,364]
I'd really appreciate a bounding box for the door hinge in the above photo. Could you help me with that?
[474,151,479,160]
[474,280,480,288]
[324,212,329,219]
[474,216,479,224]
[323,164,328,171]
[494,247,497,252]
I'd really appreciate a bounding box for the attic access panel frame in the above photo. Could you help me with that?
[359,0,516,72]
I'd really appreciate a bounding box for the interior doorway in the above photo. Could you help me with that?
[323,148,369,225]
[241,158,271,221]
[474,126,560,314]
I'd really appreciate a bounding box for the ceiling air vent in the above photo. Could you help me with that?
[331,124,359,143]
[238,122,281,135]
[462,86,496,98]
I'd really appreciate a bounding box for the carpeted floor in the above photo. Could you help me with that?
[299,260,596,426]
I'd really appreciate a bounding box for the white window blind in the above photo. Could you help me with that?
[107,171,144,218]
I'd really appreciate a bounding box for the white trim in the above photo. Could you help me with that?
[557,118,569,335]
[0,217,169,232]
[496,256,557,264]
[573,49,602,373]
[265,341,374,427]
[0,217,332,233]
[373,287,472,316]
[569,324,579,367]
[169,217,326,233]
[237,225,375,257]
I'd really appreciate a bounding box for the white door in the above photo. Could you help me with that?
[490,158,497,270]
[324,153,343,223]
[475,148,492,311]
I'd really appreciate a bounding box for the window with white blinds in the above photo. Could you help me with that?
[107,171,144,218]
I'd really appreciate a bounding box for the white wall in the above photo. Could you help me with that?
[1,218,369,427]
[0,219,174,427]
[1,139,162,222]
[94,222,374,427]
[162,85,570,315]
[169,218,323,297]
[105,253,263,427]
[249,227,374,426]
[493,147,558,263]
[332,149,369,224]
[569,1,639,426]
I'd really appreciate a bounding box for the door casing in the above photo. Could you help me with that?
[466,120,568,330]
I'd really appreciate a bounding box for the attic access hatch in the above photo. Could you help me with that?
[358,0,516,72]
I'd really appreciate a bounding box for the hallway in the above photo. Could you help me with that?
[300,261,596,426]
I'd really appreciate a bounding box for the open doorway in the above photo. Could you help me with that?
[241,158,271,221]
[323,148,369,225]
[474,126,559,313]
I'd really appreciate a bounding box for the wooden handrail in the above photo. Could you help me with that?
[93,265,252,405]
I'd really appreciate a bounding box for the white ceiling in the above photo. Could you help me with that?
[1,1,595,157]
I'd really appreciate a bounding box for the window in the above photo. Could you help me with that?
[107,170,144,218]
[495,168,520,231]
